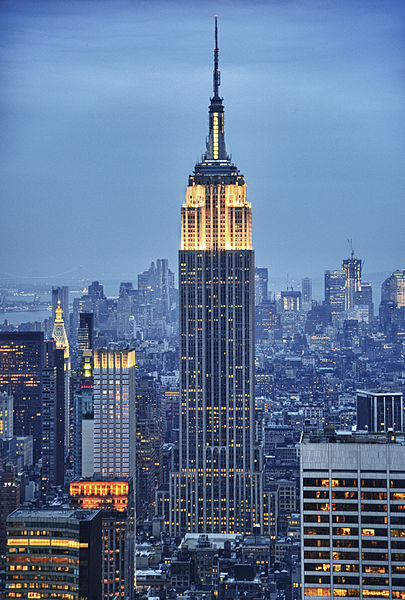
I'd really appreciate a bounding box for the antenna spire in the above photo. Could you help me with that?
[213,15,220,98]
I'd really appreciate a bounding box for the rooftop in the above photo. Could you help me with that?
[7,508,100,522]
[302,428,405,445]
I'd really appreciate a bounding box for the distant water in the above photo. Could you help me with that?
[1,309,51,326]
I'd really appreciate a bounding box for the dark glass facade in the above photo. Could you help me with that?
[0,332,44,462]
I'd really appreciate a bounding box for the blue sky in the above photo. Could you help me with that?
[1,0,404,293]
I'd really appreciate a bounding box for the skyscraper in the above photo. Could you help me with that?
[52,300,71,453]
[324,270,345,316]
[0,391,13,437]
[136,376,163,521]
[74,313,94,479]
[70,477,135,600]
[255,268,268,306]
[357,390,403,433]
[169,19,263,536]
[6,508,102,600]
[0,332,44,462]
[381,268,405,307]
[78,312,94,354]
[302,277,312,310]
[0,469,20,558]
[93,349,136,479]
[300,429,405,600]
[355,281,373,321]
[342,252,362,311]
[281,290,301,312]
[41,341,66,496]
[52,286,69,326]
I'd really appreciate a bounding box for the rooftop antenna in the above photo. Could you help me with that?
[213,15,220,98]
[347,238,354,259]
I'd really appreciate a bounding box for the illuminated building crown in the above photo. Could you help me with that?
[181,17,252,251]
[52,300,70,360]
[194,16,240,178]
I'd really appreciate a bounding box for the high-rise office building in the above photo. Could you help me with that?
[381,269,405,307]
[6,508,102,600]
[70,477,135,600]
[88,280,105,300]
[300,429,405,600]
[136,376,163,520]
[117,284,134,340]
[255,268,268,306]
[355,281,373,321]
[302,278,312,310]
[357,390,403,433]
[169,19,263,536]
[281,290,301,312]
[342,253,362,311]
[93,349,136,479]
[52,286,69,326]
[342,319,359,349]
[0,391,13,437]
[74,313,94,478]
[379,269,405,336]
[138,258,175,321]
[0,332,44,462]
[41,341,66,496]
[0,469,20,557]
[52,301,71,452]
[78,312,94,354]
[255,301,281,343]
[324,270,346,316]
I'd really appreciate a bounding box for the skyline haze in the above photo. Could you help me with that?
[1,0,404,286]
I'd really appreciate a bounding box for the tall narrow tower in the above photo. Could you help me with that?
[342,243,362,311]
[52,300,71,454]
[169,19,263,536]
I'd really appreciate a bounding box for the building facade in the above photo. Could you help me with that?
[0,391,13,438]
[300,429,405,600]
[381,269,405,308]
[0,469,20,557]
[41,341,66,496]
[342,255,362,311]
[357,390,403,433]
[324,270,346,316]
[255,268,268,306]
[93,349,136,479]
[6,508,102,600]
[0,332,44,462]
[136,376,163,521]
[70,478,135,600]
[168,19,263,536]
[302,277,312,310]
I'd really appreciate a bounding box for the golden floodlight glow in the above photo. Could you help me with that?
[69,481,130,512]
[7,538,88,549]
[181,183,252,251]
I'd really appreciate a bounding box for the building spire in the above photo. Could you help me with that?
[213,15,220,99]
[200,16,228,164]
[52,300,70,361]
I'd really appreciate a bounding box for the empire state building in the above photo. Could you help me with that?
[168,19,264,536]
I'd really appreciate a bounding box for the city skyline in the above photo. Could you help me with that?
[1,4,405,598]
[1,0,404,282]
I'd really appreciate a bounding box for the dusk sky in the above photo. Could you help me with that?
[1,0,404,294]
